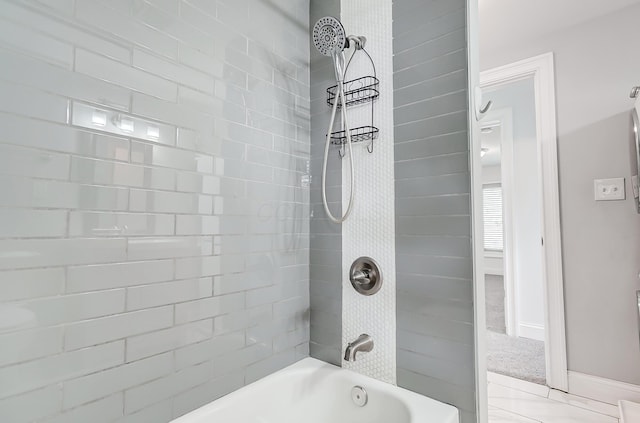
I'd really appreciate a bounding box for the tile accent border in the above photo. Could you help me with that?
[340,0,397,384]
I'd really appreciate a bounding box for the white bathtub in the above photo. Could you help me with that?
[171,358,459,423]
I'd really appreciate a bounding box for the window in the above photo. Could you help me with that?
[483,185,504,251]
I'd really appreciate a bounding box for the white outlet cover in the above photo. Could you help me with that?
[594,178,625,201]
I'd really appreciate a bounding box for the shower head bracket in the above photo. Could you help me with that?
[346,35,367,50]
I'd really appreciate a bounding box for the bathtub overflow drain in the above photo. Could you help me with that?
[351,385,368,407]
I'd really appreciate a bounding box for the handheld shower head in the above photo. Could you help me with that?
[313,16,347,56]
[313,17,369,224]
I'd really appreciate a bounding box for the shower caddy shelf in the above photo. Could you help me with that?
[325,48,378,155]
[329,125,379,145]
[326,76,379,108]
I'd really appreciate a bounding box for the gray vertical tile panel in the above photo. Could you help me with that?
[393,1,476,422]
[0,0,311,421]
[308,0,343,366]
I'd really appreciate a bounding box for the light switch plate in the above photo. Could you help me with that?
[594,178,626,201]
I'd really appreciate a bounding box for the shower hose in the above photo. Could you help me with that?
[322,51,355,224]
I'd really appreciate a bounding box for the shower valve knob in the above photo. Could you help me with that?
[351,270,371,285]
[349,257,382,296]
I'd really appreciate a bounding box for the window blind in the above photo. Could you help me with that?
[483,185,504,251]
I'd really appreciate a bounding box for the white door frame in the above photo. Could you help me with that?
[466,0,488,421]
[480,108,518,338]
[479,53,568,392]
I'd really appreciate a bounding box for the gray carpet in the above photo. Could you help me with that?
[487,330,546,385]
[485,274,506,334]
[484,274,546,385]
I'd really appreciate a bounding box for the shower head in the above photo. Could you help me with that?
[313,16,347,56]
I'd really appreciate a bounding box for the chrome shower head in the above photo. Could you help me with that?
[313,16,347,56]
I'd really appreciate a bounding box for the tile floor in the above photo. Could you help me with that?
[488,372,620,422]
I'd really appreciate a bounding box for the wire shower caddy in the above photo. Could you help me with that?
[326,47,378,156]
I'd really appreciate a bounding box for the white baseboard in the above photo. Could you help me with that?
[568,371,640,406]
[518,322,544,342]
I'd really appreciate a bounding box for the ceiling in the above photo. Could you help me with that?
[479,0,640,51]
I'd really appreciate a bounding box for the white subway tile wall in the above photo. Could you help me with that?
[0,0,310,422]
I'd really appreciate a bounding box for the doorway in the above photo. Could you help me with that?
[480,79,546,385]
[476,53,568,392]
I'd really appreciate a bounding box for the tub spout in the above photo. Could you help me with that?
[344,334,373,362]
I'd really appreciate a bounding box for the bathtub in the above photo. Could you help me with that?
[171,357,459,423]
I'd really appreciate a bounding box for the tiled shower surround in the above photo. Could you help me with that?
[308,1,476,420]
[0,0,477,422]
[0,0,310,421]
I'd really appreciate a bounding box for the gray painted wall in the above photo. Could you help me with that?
[308,0,343,365]
[0,1,310,421]
[482,3,640,384]
[393,1,476,422]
